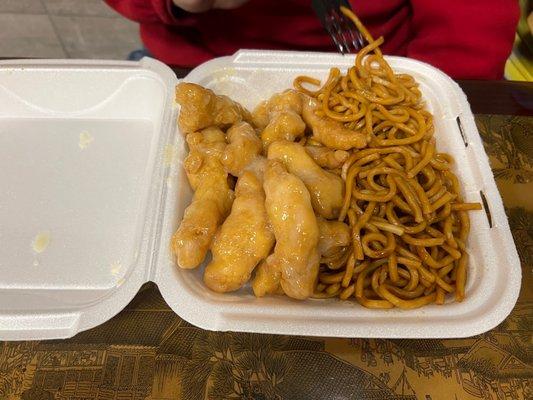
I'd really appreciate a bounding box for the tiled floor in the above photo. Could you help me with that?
[0,0,142,59]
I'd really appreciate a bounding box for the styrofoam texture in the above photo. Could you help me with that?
[0,58,178,340]
[0,51,521,340]
[155,50,521,338]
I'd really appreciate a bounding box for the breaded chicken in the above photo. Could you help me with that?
[261,112,306,148]
[221,121,262,177]
[204,169,274,293]
[268,140,344,219]
[305,145,350,170]
[175,82,251,134]
[252,90,306,148]
[252,89,303,129]
[317,217,351,257]
[183,127,226,189]
[252,256,284,297]
[172,128,233,269]
[263,160,320,299]
[302,95,367,150]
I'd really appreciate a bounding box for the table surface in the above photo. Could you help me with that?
[0,78,532,400]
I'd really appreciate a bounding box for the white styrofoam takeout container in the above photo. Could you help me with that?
[0,51,521,341]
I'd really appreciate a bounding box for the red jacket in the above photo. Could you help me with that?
[106,0,519,79]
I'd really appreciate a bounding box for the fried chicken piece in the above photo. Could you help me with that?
[204,170,275,293]
[172,181,233,269]
[183,127,226,189]
[252,102,270,131]
[305,145,350,170]
[252,256,284,297]
[243,155,268,178]
[175,192,233,269]
[221,122,262,177]
[317,217,351,257]
[251,90,306,148]
[263,160,320,299]
[268,140,344,219]
[172,128,234,269]
[302,95,367,150]
[252,89,303,129]
[261,112,306,148]
[175,82,251,134]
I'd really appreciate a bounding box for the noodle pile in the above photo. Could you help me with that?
[294,7,482,308]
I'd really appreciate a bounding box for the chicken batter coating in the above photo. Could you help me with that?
[183,127,226,189]
[260,111,306,148]
[263,160,320,299]
[305,145,350,170]
[252,256,283,297]
[172,128,233,269]
[302,96,367,150]
[175,82,251,134]
[268,140,344,219]
[222,122,262,177]
[204,170,275,293]
[251,89,306,148]
[252,89,303,129]
[317,217,351,257]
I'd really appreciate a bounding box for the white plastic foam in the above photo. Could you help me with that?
[0,52,521,340]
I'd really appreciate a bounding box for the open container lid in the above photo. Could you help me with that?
[0,58,179,340]
[0,52,522,340]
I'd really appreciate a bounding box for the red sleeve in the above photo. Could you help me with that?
[407,0,520,79]
[105,0,180,25]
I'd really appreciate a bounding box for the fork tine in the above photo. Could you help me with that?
[328,11,350,54]
[313,0,344,53]
[340,10,364,52]
[335,10,355,54]
[338,1,368,53]
[356,29,366,49]
[347,21,366,52]
[351,31,364,53]
[313,0,367,55]
[332,0,366,54]
[326,24,345,54]
[324,13,345,53]
[336,11,359,53]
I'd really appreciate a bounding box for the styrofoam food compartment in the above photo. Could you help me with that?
[0,51,521,340]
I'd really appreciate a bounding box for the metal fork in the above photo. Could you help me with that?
[312,0,366,54]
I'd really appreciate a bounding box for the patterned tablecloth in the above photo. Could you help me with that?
[0,113,531,400]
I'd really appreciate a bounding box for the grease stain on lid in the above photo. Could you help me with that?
[32,232,50,254]
[79,131,94,149]
[110,261,122,277]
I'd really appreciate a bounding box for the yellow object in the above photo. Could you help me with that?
[32,232,50,254]
[505,0,533,81]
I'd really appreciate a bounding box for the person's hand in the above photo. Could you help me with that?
[172,0,250,13]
